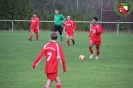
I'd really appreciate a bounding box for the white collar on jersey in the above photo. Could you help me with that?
[49,40,56,42]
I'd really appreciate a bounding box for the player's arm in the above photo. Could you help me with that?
[60,14,66,23]
[73,21,76,32]
[88,29,92,37]
[58,44,66,73]
[30,19,32,30]
[63,22,66,33]
[96,24,103,34]
[32,48,45,69]
[36,18,40,29]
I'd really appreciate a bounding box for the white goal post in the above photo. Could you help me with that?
[0,20,133,34]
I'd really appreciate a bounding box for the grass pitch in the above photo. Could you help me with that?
[0,31,133,88]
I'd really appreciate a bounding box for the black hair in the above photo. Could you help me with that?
[51,32,58,40]
[93,17,98,21]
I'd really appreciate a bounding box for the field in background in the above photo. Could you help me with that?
[0,31,133,88]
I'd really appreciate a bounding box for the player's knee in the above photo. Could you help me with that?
[89,46,92,49]
[66,39,69,41]
[96,47,100,50]
[59,31,62,35]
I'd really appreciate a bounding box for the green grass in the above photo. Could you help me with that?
[0,30,133,88]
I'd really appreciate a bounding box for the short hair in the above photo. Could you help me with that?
[33,13,36,15]
[55,9,59,11]
[93,17,98,21]
[51,32,58,40]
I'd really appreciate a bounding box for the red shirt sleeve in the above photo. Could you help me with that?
[58,44,66,72]
[36,17,40,27]
[73,21,76,31]
[32,48,45,68]
[96,24,103,34]
[30,18,32,27]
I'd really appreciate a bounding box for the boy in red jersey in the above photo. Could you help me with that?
[89,17,103,59]
[29,13,40,41]
[63,15,76,46]
[32,32,66,88]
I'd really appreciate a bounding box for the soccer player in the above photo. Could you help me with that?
[29,13,40,41]
[32,32,66,88]
[89,17,103,59]
[53,9,66,41]
[63,15,76,46]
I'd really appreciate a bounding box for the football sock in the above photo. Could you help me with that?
[66,40,70,46]
[56,82,61,88]
[89,48,93,55]
[96,50,100,56]
[60,35,63,41]
[36,34,38,40]
[44,85,50,88]
[71,39,75,45]
[30,34,33,39]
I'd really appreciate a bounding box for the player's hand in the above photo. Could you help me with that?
[32,64,36,69]
[36,27,39,30]
[73,30,75,32]
[62,70,65,73]
[63,30,66,33]
[93,30,96,33]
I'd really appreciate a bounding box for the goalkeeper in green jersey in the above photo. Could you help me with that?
[53,9,66,41]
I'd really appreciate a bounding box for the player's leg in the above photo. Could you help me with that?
[89,40,94,59]
[45,73,57,88]
[66,33,70,46]
[36,32,38,41]
[95,41,101,59]
[53,25,58,32]
[55,76,62,88]
[57,26,63,41]
[70,32,75,45]
[29,28,34,41]
[44,79,52,88]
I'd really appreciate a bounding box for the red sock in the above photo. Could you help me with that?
[89,49,93,55]
[56,82,61,88]
[30,34,33,39]
[66,40,70,46]
[36,34,38,40]
[96,50,100,56]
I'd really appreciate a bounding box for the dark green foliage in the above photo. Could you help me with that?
[0,0,33,30]
[0,0,133,31]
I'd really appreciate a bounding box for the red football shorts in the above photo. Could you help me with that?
[66,32,74,36]
[31,27,38,32]
[46,73,57,81]
[89,40,101,47]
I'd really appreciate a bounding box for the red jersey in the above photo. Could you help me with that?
[89,24,103,41]
[30,17,40,27]
[64,20,76,32]
[32,41,66,73]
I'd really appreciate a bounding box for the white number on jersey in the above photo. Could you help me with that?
[47,52,52,61]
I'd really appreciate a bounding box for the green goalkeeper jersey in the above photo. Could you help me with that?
[54,14,65,26]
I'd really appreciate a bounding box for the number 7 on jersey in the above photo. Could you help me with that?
[47,52,52,61]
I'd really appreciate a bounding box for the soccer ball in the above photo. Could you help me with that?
[79,55,85,60]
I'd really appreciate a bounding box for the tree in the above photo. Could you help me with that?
[0,0,33,30]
